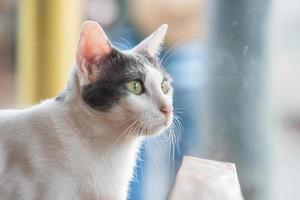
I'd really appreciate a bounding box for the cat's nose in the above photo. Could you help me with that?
[160,105,172,118]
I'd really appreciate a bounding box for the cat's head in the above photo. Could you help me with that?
[75,21,173,136]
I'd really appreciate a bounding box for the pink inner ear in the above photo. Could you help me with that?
[77,21,111,64]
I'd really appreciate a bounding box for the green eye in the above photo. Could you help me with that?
[127,80,143,95]
[161,80,169,94]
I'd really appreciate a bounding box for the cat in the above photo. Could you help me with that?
[0,21,173,200]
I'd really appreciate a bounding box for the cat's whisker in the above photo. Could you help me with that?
[133,120,142,136]
[113,41,129,50]
[124,119,140,137]
[160,40,185,66]
[163,62,176,70]
[136,121,144,136]
[169,129,176,168]
[126,119,139,135]
[112,118,139,147]
[162,113,182,168]
[134,119,145,136]
[113,116,136,132]
[173,110,184,115]
[146,139,162,171]
[173,107,185,111]
[167,123,176,167]
[161,41,185,68]
[173,115,183,153]
[161,40,182,61]
[111,128,130,148]
[120,37,133,49]
[161,48,180,68]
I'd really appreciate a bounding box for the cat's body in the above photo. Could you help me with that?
[0,21,173,200]
[0,99,140,200]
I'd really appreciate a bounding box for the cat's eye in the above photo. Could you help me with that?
[161,80,169,94]
[127,80,143,95]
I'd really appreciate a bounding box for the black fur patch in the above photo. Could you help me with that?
[55,89,69,102]
[82,49,147,112]
[55,94,66,102]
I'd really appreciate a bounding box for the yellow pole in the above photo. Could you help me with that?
[38,0,83,99]
[17,0,39,105]
[17,0,83,106]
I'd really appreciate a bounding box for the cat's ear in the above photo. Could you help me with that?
[134,24,168,57]
[76,21,112,83]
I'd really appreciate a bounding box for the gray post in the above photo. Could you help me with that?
[201,1,270,200]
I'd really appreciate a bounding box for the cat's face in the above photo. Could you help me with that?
[76,21,173,136]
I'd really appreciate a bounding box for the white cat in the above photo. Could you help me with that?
[0,21,173,200]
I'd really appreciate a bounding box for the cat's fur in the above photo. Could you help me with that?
[0,21,173,200]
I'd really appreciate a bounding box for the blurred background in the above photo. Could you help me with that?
[0,0,299,199]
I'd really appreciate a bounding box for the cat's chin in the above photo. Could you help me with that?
[142,128,165,136]
[144,117,173,136]
[141,122,172,136]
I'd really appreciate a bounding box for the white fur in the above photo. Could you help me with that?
[0,60,173,199]
[134,24,168,57]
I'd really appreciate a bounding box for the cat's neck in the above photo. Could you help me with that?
[56,64,81,102]
[51,100,140,151]
[51,64,143,151]
[37,95,143,199]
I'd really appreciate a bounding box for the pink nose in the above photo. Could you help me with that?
[160,106,172,118]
